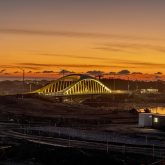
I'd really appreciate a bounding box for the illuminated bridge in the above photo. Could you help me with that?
[32,74,112,96]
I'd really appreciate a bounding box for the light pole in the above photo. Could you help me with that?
[22,69,25,93]
[23,69,25,87]
[135,79,138,91]
[155,75,160,91]
[113,74,116,101]
[113,74,116,91]
[29,83,32,92]
[127,76,130,92]
[18,68,25,94]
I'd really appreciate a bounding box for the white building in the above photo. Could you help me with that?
[138,113,153,127]
[140,89,158,94]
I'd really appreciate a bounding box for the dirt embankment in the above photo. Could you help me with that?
[0,96,138,128]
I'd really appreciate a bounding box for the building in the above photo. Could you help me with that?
[138,113,153,127]
[140,88,158,94]
[138,113,165,130]
[152,114,165,130]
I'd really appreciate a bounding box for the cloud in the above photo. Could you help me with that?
[39,53,107,61]
[0,28,163,41]
[17,61,165,71]
[94,42,165,53]
[38,53,140,67]
[0,69,6,73]
[59,69,74,74]
[118,70,130,75]
[131,72,143,75]
[4,73,10,75]
[94,47,131,53]
[109,72,117,75]
[0,28,125,39]
[86,70,104,76]
[0,65,40,70]
[42,70,55,74]
[17,63,111,68]
[14,71,20,74]
[123,61,165,68]
[155,72,162,75]
[104,59,165,68]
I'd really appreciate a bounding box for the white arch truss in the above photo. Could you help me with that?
[63,79,111,95]
[32,74,111,96]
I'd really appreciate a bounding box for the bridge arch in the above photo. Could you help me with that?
[32,74,111,96]
[63,78,111,95]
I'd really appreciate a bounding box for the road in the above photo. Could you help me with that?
[1,121,165,159]
[1,129,165,159]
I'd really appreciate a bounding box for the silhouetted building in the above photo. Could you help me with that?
[152,114,165,130]
[140,88,158,94]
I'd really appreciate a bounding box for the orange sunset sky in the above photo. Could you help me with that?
[0,0,165,80]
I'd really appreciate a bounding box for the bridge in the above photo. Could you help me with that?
[32,74,113,96]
